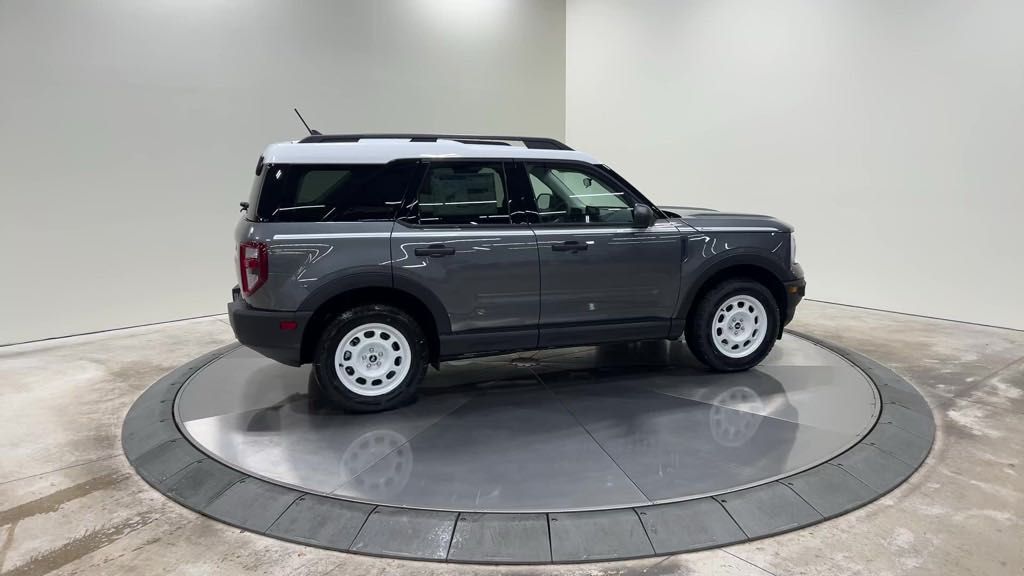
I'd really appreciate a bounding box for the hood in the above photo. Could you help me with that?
[659,205,793,233]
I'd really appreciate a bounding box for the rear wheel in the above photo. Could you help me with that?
[313,305,427,413]
[685,279,779,372]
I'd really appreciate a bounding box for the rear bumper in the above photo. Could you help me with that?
[782,265,806,330]
[227,288,311,366]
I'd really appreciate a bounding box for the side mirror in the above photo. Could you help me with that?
[633,203,656,228]
[535,193,552,211]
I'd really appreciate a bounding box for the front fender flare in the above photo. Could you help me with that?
[675,249,795,326]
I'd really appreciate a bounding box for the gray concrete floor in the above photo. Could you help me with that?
[0,301,1021,575]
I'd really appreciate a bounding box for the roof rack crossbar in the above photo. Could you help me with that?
[297,133,572,151]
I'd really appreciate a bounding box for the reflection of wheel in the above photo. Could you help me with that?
[709,386,765,447]
[313,305,427,413]
[340,429,413,499]
[714,385,766,413]
[686,279,779,371]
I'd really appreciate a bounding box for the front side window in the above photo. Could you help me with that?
[254,163,413,222]
[525,164,635,224]
[414,162,510,225]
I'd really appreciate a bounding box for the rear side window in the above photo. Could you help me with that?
[414,162,510,225]
[253,163,414,222]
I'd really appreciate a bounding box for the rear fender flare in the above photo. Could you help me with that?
[298,270,452,335]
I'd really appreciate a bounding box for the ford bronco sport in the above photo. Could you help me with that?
[229,134,805,412]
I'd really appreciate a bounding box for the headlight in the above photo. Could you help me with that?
[790,234,797,264]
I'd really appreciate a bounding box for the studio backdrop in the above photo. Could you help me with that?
[0,0,566,344]
[3,0,1022,345]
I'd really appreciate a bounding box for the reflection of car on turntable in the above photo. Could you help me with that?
[229,133,806,412]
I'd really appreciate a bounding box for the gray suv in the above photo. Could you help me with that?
[229,134,805,412]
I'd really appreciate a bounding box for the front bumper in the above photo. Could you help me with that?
[782,264,806,329]
[227,287,312,366]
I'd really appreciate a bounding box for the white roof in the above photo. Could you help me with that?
[261,138,599,165]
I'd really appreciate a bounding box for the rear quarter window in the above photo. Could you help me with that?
[253,163,415,222]
[245,170,264,221]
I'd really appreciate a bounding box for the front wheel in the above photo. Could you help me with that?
[313,305,427,413]
[685,279,780,372]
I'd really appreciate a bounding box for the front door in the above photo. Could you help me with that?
[518,162,684,347]
[391,160,539,358]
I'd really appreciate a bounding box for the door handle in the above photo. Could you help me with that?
[551,241,588,253]
[414,244,456,257]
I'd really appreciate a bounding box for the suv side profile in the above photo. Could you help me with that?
[229,134,805,412]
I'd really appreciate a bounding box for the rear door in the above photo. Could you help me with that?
[518,161,684,347]
[391,160,540,358]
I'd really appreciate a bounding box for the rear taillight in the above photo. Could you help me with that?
[239,241,268,296]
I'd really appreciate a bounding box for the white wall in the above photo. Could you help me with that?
[567,0,1024,329]
[0,0,566,344]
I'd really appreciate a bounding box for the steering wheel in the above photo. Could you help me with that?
[605,208,635,223]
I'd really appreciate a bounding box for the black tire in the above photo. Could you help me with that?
[685,278,780,372]
[312,304,428,413]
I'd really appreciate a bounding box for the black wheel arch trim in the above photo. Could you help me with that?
[296,269,392,312]
[297,269,452,336]
[674,250,798,330]
[391,273,453,335]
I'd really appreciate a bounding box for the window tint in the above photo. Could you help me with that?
[254,163,413,222]
[525,164,635,224]
[415,163,510,225]
[296,170,351,204]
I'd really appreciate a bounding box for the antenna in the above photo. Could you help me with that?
[293,108,321,136]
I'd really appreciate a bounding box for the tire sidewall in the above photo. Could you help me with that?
[313,306,427,412]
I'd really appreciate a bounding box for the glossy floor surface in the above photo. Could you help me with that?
[176,334,878,512]
[4,301,1024,575]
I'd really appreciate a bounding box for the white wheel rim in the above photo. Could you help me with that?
[711,295,768,358]
[334,323,411,396]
